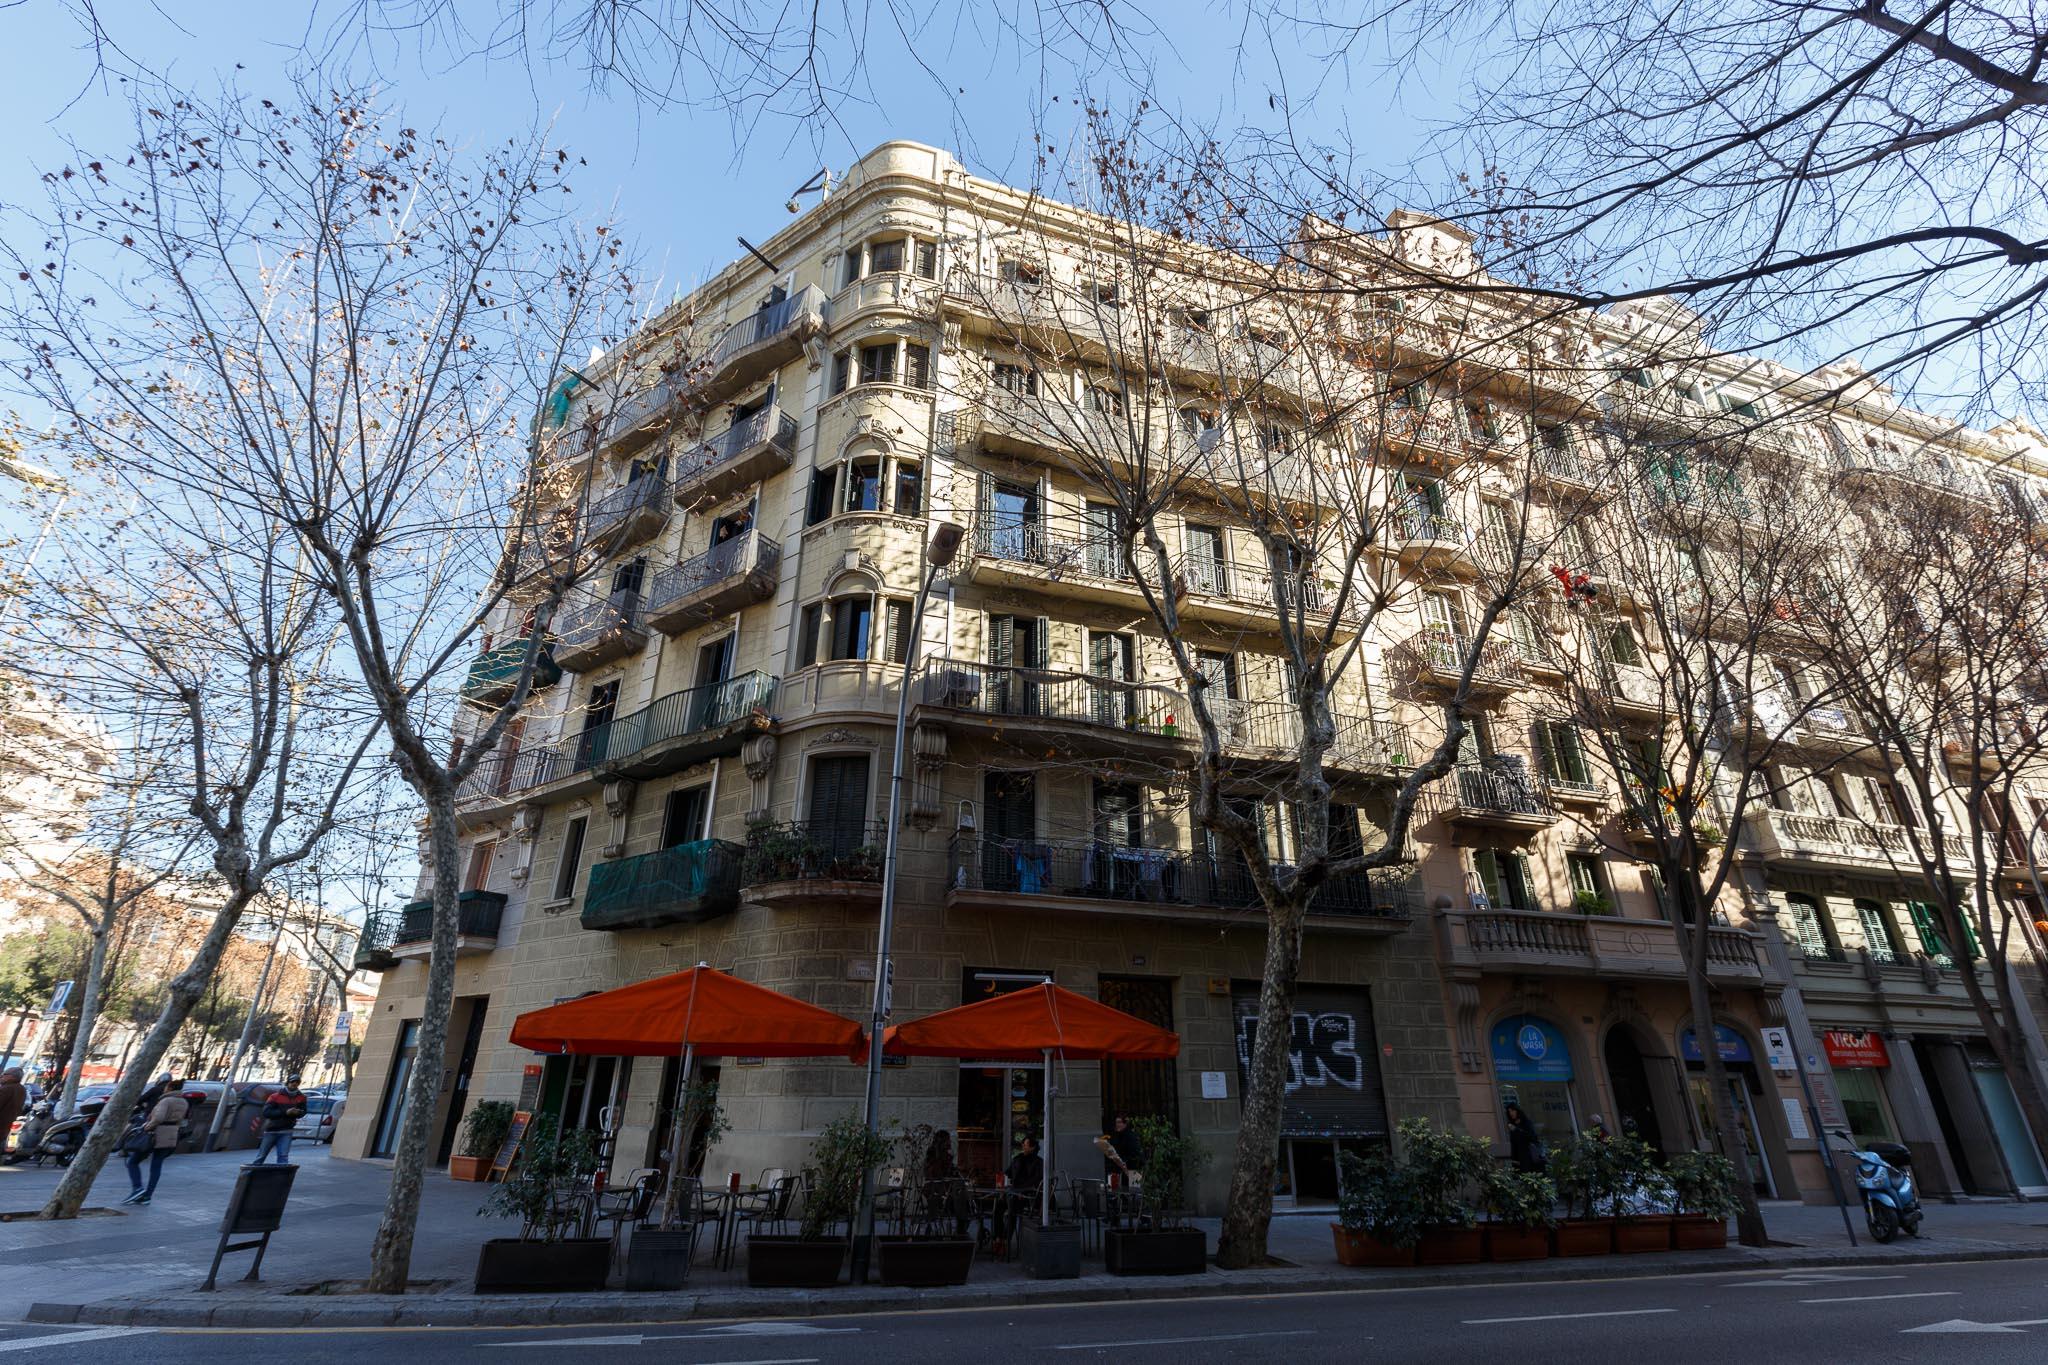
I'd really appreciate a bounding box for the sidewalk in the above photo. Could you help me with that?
[10,1148,2048,1329]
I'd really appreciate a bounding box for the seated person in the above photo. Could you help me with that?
[995,1136,1044,1243]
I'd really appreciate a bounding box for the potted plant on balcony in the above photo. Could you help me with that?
[1481,1165,1557,1262]
[450,1100,514,1182]
[1399,1119,1491,1265]
[746,1112,890,1287]
[1573,891,1615,916]
[829,843,883,883]
[474,1116,611,1292]
[1667,1150,1739,1250]
[1692,821,1726,849]
[875,1124,976,1287]
[1333,1145,1418,1267]
[1104,1117,1209,1275]
[741,819,810,882]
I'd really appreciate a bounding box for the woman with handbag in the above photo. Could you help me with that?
[122,1079,190,1206]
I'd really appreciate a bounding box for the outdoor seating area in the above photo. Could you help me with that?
[473,967,1204,1293]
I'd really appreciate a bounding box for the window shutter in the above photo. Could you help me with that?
[808,468,837,526]
[1907,902,1950,961]
[797,603,821,667]
[1473,851,1503,907]
[1030,617,1050,669]
[988,613,1014,668]
[885,599,911,665]
[808,755,873,849]
[1532,721,1557,780]
[1511,853,1536,909]
[831,350,850,394]
[915,241,937,279]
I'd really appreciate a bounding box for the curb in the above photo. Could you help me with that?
[29,1243,2048,1330]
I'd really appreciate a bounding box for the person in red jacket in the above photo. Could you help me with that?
[255,1076,308,1165]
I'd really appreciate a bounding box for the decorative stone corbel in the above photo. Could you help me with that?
[909,724,948,828]
[1452,979,1484,1073]
[506,802,544,884]
[742,733,779,823]
[599,779,635,859]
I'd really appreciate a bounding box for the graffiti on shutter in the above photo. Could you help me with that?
[1230,986,1390,1139]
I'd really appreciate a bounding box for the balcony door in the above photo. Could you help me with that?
[807,755,872,862]
[576,679,621,768]
[662,785,710,848]
[1083,502,1126,579]
[983,477,1040,560]
[981,771,1037,892]
[1184,524,1227,595]
[987,614,1046,716]
[692,634,736,730]
[1089,631,1135,728]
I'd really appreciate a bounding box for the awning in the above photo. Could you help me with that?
[506,964,867,1061]
[883,981,1181,1062]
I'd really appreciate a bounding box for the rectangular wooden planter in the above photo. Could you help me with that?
[1018,1221,1082,1279]
[623,1227,698,1290]
[1105,1227,1208,1276]
[474,1237,611,1293]
[1484,1225,1552,1262]
[1332,1225,1415,1267]
[447,1155,491,1182]
[1616,1215,1675,1253]
[876,1235,975,1287]
[1416,1226,1485,1265]
[1672,1215,1729,1250]
[1551,1219,1615,1257]
[745,1234,846,1288]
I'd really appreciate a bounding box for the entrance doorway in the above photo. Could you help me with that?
[433,996,491,1166]
[1602,1028,1669,1154]
[542,1053,634,1173]
[369,1019,420,1158]
[1099,976,1179,1135]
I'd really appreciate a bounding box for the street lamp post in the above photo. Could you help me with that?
[850,520,962,1283]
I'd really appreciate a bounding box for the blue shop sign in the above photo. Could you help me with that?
[1491,1015,1573,1082]
[1680,1024,1754,1064]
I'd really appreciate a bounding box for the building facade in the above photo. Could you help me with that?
[334,142,2048,1208]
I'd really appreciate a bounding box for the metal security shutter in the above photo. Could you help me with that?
[808,755,871,856]
[1231,986,1390,1140]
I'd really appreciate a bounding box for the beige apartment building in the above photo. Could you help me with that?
[334,142,2048,1209]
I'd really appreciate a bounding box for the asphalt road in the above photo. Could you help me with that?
[7,1255,2048,1363]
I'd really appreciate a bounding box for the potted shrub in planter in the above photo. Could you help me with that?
[1609,1134,1675,1252]
[624,1082,727,1290]
[1104,1117,1209,1275]
[1333,1144,1417,1267]
[875,1124,976,1287]
[474,1116,612,1292]
[450,1101,513,1182]
[1547,1133,1619,1256]
[747,1112,890,1287]
[1667,1150,1739,1250]
[1482,1165,1556,1262]
[1398,1119,1491,1265]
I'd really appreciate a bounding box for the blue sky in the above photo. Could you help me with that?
[0,4,1453,294]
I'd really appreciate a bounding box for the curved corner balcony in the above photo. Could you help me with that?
[913,657,1193,766]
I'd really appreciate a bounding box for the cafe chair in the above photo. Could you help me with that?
[1074,1180,1106,1255]
[596,1169,664,1273]
[724,1173,801,1269]
[663,1175,724,1267]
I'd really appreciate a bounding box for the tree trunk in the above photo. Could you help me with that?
[55,921,112,1118]
[364,785,464,1294]
[1214,898,1307,1269]
[1673,873,1768,1247]
[39,885,258,1220]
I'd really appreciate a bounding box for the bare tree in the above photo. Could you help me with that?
[1804,433,2048,1148]
[933,112,1576,1265]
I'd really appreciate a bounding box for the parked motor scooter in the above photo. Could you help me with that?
[6,1099,54,1163]
[1831,1129,1923,1242]
[29,1106,95,1167]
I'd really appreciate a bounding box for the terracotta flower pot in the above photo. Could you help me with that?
[1672,1214,1729,1250]
[1551,1219,1615,1257]
[1416,1225,1485,1266]
[1331,1224,1416,1268]
[1616,1215,1675,1253]
[448,1155,490,1182]
[1485,1224,1552,1262]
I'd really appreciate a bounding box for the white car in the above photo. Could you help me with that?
[292,1094,344,1143]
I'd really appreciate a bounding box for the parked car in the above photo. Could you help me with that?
[293,1094,344,1143]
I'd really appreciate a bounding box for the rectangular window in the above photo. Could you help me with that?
[808,754,873,851]
[893,463,923,515]
[858,343,896,386]
[998,259,1042,287]
[1785,895,1836,959]
[1857,901,1901,964]
[552,818,588,901]
[797,603,822,667]
[831,350,851,395]
[914,241,937,279]
[1088,385,1125,417]
[463,842,495,893]
[831,597,875,661]
[869,238,905,274]
[903,343,932,389]
[806,467,837,526]
[1538,720,1592,785]
[661,786,710,847]
[1473,850,1536,911]
[845,458,883,512]
[1604,620,1642,667]
[993,362,1036,396]
[1566,853,1603,901]
[1093,782,1143,847]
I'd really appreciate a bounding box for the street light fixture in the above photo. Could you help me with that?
[850,519,962,1282]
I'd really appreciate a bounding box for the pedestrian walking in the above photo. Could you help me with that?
[0,1069,26,1159]
[254,1075,308,1165]
[1504,1100,1546,1173]
[122,1080,190,1205]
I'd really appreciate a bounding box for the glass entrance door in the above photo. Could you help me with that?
[1972,1063,2048,1192]
[370,1020,420,1158]
[1689,1072,1775,1198]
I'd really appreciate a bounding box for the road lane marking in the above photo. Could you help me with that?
[1800,1291,1957,1304]
[0,1328,151,1353]
[1905,1318,2048,1334]
[1730,1273,1908,1287]
[1053,1330,1317,1350]
[1464,1309,1677,1325]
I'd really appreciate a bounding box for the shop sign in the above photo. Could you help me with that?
[1679,1024,1754,1064]
[1822,1029,1890,1069]
[1490,1015,1573,1083]
[1761,1026,1796,1072]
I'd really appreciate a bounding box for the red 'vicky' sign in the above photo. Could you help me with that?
[1823,1029,1890,1068]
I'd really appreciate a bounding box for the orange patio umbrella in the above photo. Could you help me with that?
[883,981,1181,1228]
[509,964,866,1227]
